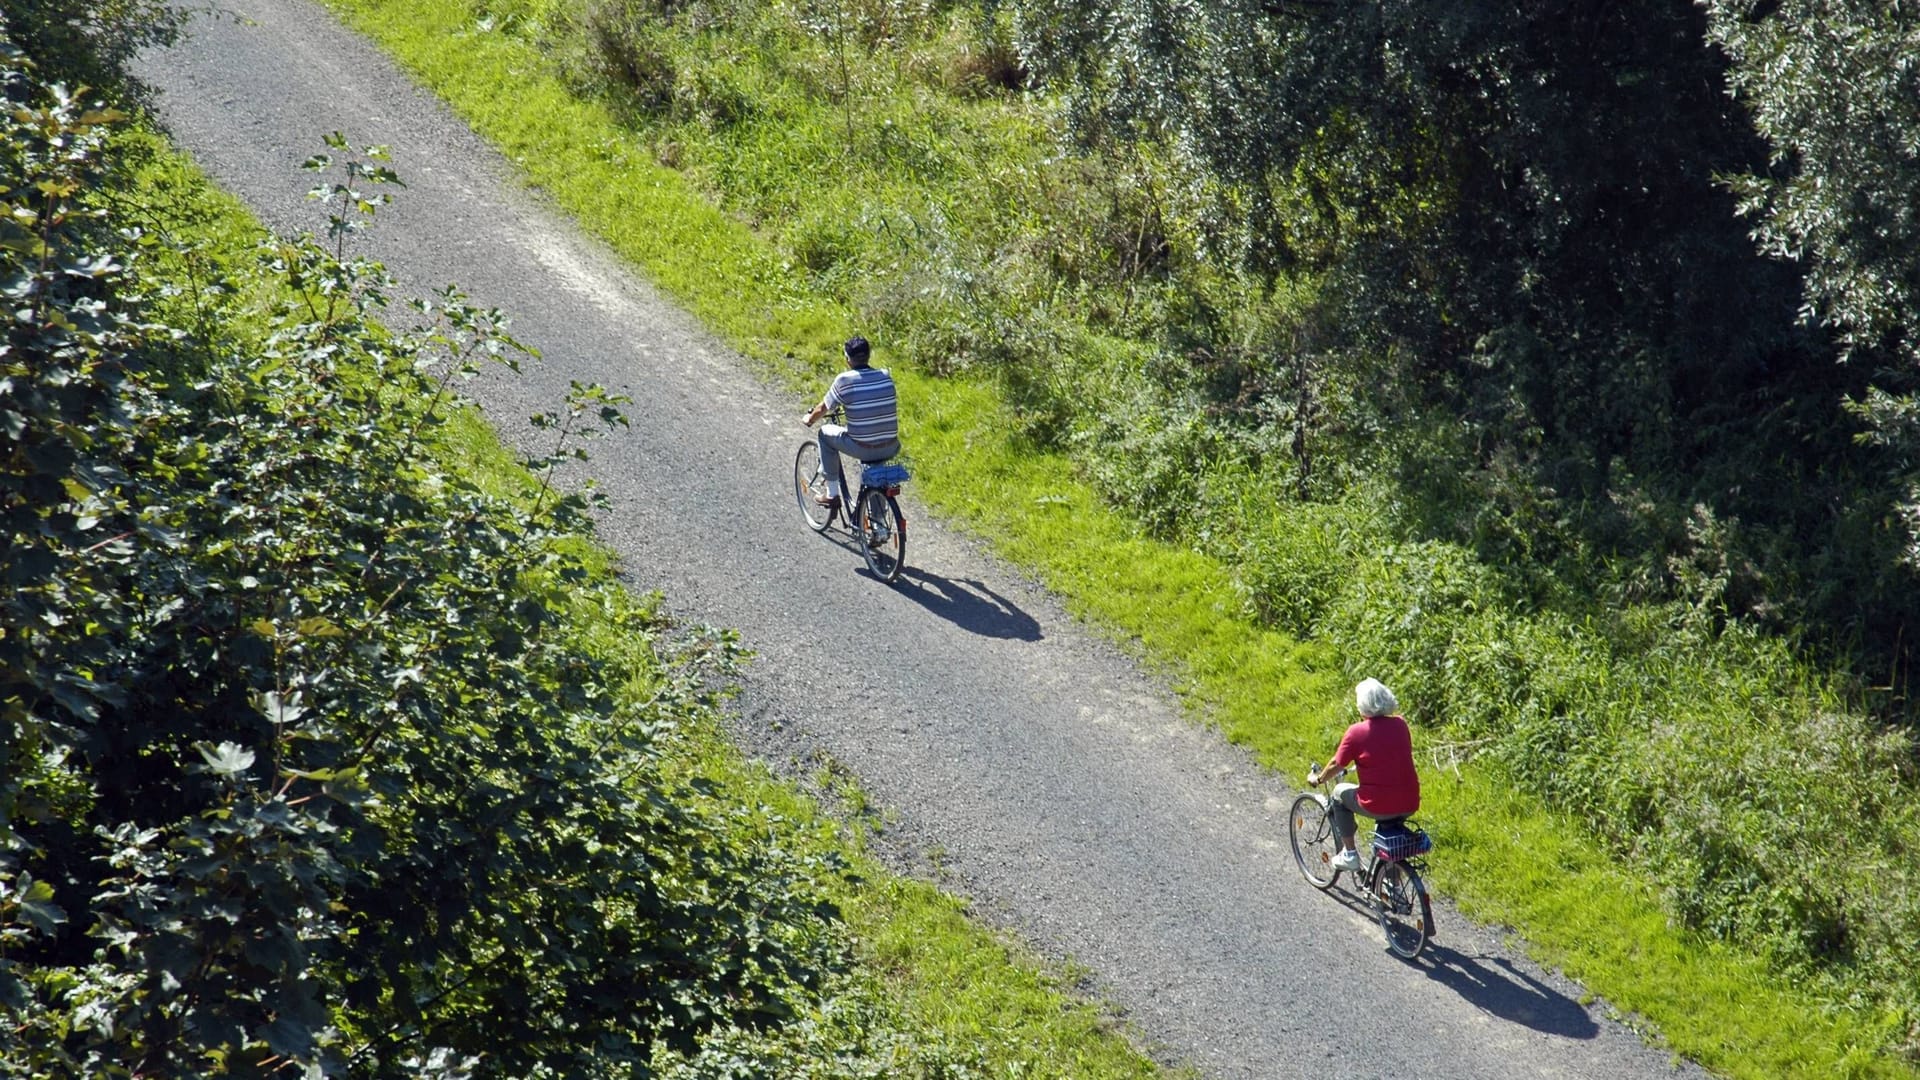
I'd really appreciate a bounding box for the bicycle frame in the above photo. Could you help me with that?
[1289,763,1435,959]
[794,410,909,582]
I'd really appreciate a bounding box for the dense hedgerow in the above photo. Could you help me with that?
[449,0,1919,1059]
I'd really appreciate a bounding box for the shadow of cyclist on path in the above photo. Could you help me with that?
[1316,884,1597,1039]
[893,568,1043,640]
[1413,944,1600,1039]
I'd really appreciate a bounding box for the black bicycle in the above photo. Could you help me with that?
[793,422,908,583]
[1288,763,1435,959]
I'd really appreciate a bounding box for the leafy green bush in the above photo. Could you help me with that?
[653,970,988,1078]
[1226,493,1377,634]
[0,57,858,1073]
[538,0,678,112]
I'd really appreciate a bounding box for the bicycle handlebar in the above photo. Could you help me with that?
[1306,761,1350,786]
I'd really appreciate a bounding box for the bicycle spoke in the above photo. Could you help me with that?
[1376,862,1430,959]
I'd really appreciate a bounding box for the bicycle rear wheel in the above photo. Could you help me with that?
[1288,793,1340,889]
[1374,861,1431,959]
[794,441,833,532]
[857,488,906,582]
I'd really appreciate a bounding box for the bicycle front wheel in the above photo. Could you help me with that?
[1288,793,1340,889]
[857,489,906,582]
[1374,861,1431,959]
[794,441,832,532]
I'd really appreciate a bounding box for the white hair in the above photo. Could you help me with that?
[1355,678,1399,717]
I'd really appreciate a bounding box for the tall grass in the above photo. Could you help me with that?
[315,0,1919,1072]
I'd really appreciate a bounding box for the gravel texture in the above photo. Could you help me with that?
[134,6,1704,1077]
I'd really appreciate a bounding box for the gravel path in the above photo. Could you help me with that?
[135,6,1703,1077]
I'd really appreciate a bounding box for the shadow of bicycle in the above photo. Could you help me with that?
[892,567,1043,640]
[1413,944,1600,1038]
[1317,883,1599,1038]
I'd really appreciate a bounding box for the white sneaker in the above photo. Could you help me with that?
[1330,848,1362,872]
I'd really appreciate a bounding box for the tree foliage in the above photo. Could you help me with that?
[1703,0,1920,567]
[997,0,1913,673]
[0,40,845,1076]
[0,0,185,97]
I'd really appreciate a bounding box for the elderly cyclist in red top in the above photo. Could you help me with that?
[1307,678,1421,872]
[801,335,900,511]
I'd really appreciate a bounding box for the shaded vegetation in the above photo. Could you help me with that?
[0,60,836,1075]
[1007,0,1914,679]
[1702,0,1920,569]
[0,0,185,96]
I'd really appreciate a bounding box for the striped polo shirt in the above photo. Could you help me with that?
[822,366,898,445]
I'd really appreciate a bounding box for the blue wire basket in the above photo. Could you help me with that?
[1371,823,1432,862]
[860,462,910,488]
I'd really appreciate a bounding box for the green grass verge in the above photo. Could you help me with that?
[291,2,1911,1076]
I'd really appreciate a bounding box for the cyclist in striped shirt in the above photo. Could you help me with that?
[801,336,900,511]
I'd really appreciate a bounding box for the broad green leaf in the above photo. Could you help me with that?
[197,741,256,776]
[19,897,66,935]
[294,616,344,638]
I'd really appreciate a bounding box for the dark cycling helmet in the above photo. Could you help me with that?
[843,336,871,365]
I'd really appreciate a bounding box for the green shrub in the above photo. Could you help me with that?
[940,13,1027,98]
[674,53,758,127]
[592,1,677,106]
[0,80,848,1071]
[1227,493,1376,634]
[0,0,184,92]
[783,191,871,279]
[1320,537,1513,707]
